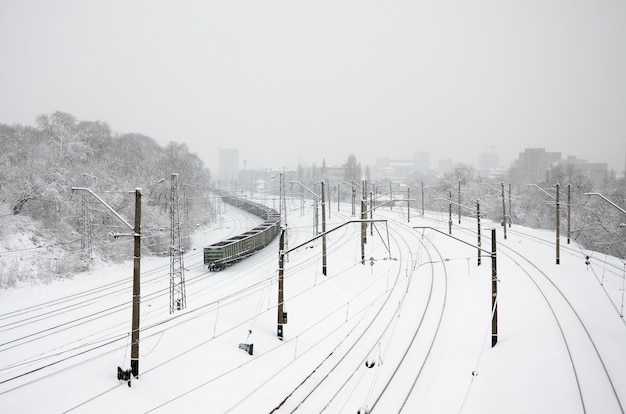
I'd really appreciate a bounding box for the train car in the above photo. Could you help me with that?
[203,194,281,271]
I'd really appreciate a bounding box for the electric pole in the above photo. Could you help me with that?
[169,174,186,313]
[458,180,461,224]
[448,189,453,234]
[361,197,366,264]
[567,184,571,244]
[321,180,327,276]
[421,181,424,217]
[501,182,507,239]
[131,189,141,377]
[491,228,498,347]
[80,174,93,260]
[280,173,288,259]
[277,229,287,339]
[407,186,410,223]
[477,200,481,266]
[508,182,512,228]
[556,183,560,265]
[71,186,142,378]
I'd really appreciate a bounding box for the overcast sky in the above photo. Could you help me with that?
[1,0,625,173]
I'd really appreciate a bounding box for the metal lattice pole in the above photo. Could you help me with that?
[80,174,93,260]
[170,173,186,313]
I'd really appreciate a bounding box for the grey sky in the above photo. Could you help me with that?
[1,0,625,173]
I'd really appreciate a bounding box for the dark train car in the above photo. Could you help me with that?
[203,194,281,271]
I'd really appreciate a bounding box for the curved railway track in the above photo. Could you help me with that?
[496,241,624,414]
[265,213,449,413]
[426,213,625,413]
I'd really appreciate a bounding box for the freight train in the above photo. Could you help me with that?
[203,194,281,271]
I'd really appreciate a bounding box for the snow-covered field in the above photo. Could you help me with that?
[1,196,625,413]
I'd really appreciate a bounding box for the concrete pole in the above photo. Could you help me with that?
[501,182,507,240]
[321,181,327,276]
[361,198,366,264]
[491,228,498,347]
[556,183,561,265]
[130,189,142,378]
[458,180,461,224]
[277,230,286,339]
[567,184,571,244]
[508,182,512,228]
[407,187,410,223]
[477,199,482,266]
[448,189,453,234]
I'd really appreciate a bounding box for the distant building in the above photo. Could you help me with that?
[219,149,239,182]
[559,155,608,183]
[515,148,561,184]
[514,148,608,184]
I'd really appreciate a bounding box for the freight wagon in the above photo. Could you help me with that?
[204,194,281,271]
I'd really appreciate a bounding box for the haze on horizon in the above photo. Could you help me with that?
[1,1,625,173]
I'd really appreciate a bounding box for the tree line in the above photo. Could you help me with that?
[0,111,212,285]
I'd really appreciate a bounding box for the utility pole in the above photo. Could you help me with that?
[407,186,410,223]
[413,225,497,347]
[80,173,94,260]
[458,181,461,224]
[321,180,327,276]
[491,228,498,347]
[337,183,340,212]
[567,184,571,244]
[556,183,560,265]
[313,195,319,236]
[448,189,453,234]
[477,200,482,266]
[277,218,389,339]
[277,229,287,339]
[280,173,288,258]
[500,183,506,229]
[71,187,142,378]
[169,174,186,313]
[508,182,512,228]
[390,181,393,210]
[421,181,424,217]
[131,189,141,377]
[363,180,368,234]
[370,190,374,237]
[361,197,366,264]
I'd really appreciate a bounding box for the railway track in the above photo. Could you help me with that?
[264,213,451,413]
[496,241,624,414]
[427,213,626,413]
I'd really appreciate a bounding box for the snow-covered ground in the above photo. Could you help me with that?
[1,196,625,413]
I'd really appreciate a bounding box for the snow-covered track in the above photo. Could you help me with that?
[497,240,625,414]
[368,219,448,412]
[267,218,410,413]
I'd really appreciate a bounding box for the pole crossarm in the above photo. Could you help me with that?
[414,226,494,256]
[585,192,626,215]
[526,183,556,200]
[285,219,388,255]
[71,187,135,232]
[289,181,321,200]
[423,186,451,199]
[481,182,501,193]
[434,197,476,213]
